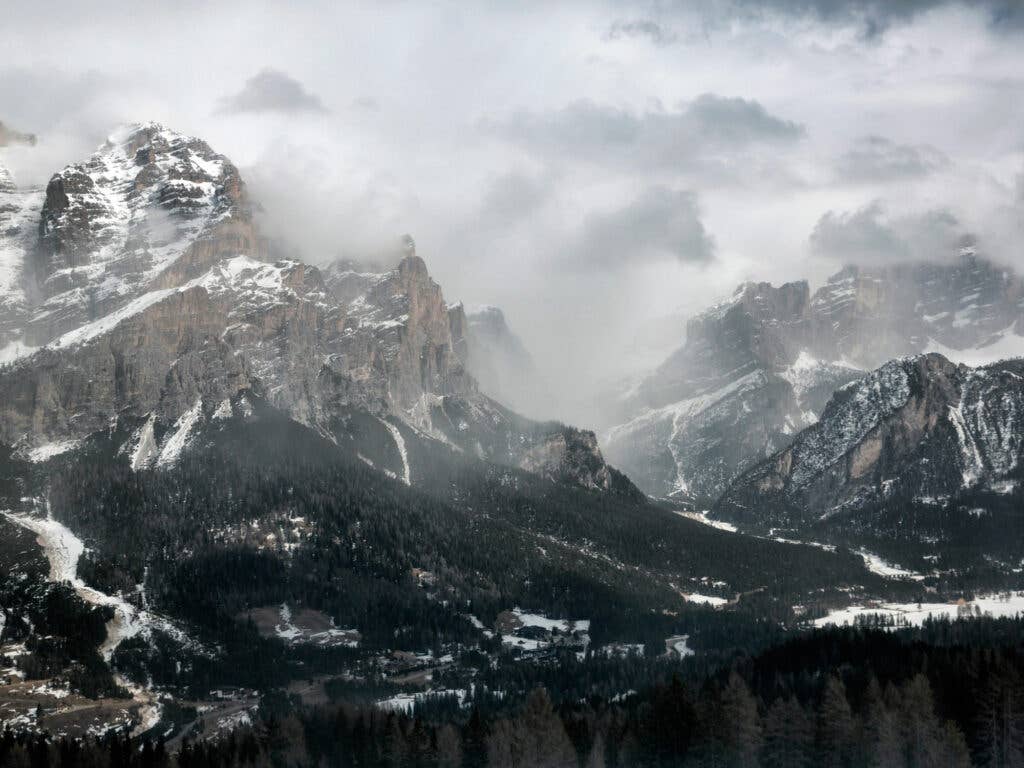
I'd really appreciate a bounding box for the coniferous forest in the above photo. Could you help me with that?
[4,617,1024,767]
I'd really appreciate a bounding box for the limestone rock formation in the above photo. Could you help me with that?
[0,124,621,492]
[604,249,1024,503]
[714,353,1024,530]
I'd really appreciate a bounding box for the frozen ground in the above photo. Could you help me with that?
[815,592,1024,628]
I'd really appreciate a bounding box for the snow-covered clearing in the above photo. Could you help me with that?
[377,689,468,713]
[815,592,1024,629]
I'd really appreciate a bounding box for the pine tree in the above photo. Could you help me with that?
[720,672,762,768]
[762,697,812,768]
[816,675,855,768]
[861,676,902,768]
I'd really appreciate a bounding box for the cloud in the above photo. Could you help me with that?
[217,69,328,115]
[0,120,36,147]
[478,172,551,228]
[835,135,950,181]
[712,0,1022,38]
[482,94,804,174]
[810,201,963,264]
[606,19,678,46]
[575,186,715,268]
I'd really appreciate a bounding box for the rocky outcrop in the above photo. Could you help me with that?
[714,353,1024,527]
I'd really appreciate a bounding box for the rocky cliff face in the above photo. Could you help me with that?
[604,251,1024,502]
[809,251,1024,369]
[0,125,620,492]
[603,281,861,502]
[27,123,262,346]
[714,353,1024,528]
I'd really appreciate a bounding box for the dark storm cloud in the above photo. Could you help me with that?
[482,94,804,172]
[717,0,1023,37]
[217,69,328,115]
[605,18,678,46]
[810,201,963,264]
[575,187,715,268]
[836,135,950,182]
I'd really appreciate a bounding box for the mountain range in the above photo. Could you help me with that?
[0,122,1022,743]
[603,250,1024,504]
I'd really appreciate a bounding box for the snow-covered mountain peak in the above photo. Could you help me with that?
[25,122,255,345]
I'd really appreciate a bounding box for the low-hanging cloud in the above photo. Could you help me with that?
[835,135,950,182]
[217,69,328,115]
[481,94,804,174]
[574,186,715,268]
[810,201,963,265]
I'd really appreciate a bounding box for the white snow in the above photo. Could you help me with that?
[274,604,302,641]
[857,550,925,580]
[380,419,411,485]
[665,634,694,658]
[156,400,203,467]
[948,399,985,486]
[129,415,159,470]
[25,439,82,463]
[510,608,590,634]
[683,593,728,607]
[815,592,1024,628]
[672,509,738,533]
[376,689,468,713]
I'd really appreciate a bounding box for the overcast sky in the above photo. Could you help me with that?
[1,0,1022,423]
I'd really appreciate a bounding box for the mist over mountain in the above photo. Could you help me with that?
[1,2,1024,764]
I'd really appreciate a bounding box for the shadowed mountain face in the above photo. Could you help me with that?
[716,354,1024,521]
[603,251,1024,503]
[0,124,619,492]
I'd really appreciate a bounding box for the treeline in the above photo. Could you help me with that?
[5,619,1024,767]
